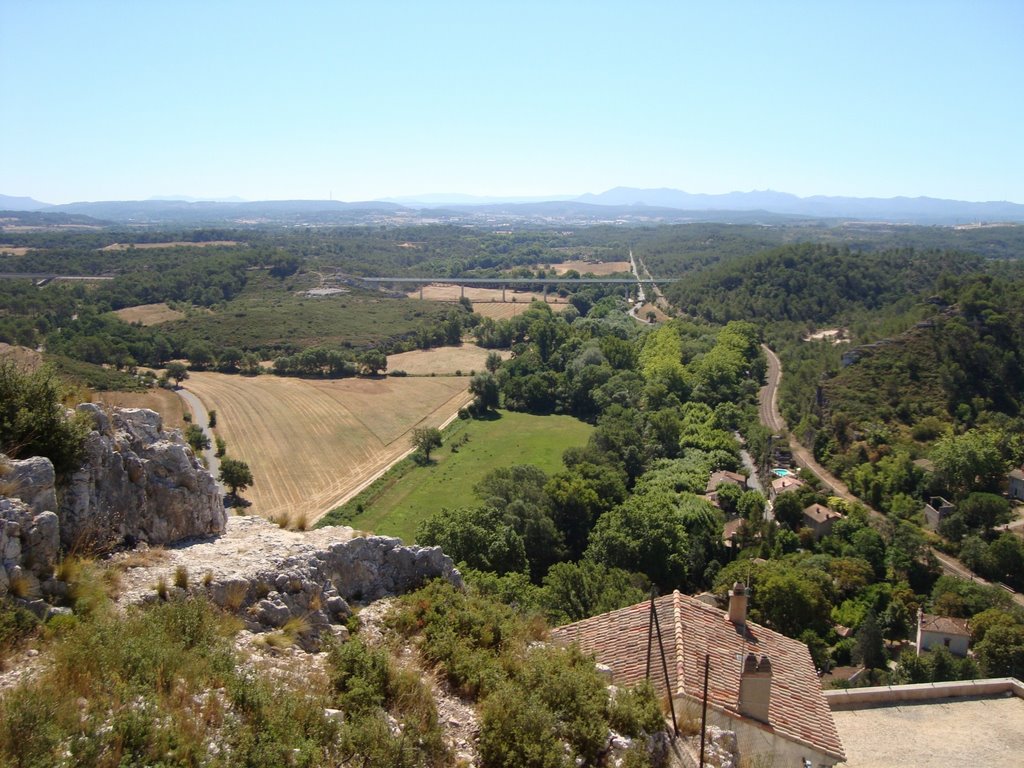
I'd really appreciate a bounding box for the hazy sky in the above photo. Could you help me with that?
[2,1,1022,204]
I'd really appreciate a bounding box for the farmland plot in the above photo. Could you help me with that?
[184,372,472,520]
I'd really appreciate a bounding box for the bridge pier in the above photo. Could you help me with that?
[502,285,506,302]
[543,284,548,303]
[420,285,424,300]
[461,284,465,299]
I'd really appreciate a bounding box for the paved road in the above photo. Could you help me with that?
[758,344,1024,606]
[176,387,223,492]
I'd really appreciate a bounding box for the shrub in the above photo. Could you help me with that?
[608,680,665,737]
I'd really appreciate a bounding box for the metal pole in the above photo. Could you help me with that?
[699,654,710,767]
[650,595,679,737]
[646,590,656,679]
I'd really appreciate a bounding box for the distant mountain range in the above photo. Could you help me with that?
[2,188,1023,225]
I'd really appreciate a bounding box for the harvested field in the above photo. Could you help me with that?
[91,388,189,431]
[113,303,186,326]
[100,240,239,251]
[387,345,509,376]
[551,260,632,275]
[634,302,670,323]
[183,372,472,520]
[406,285,570,320]
[0,246,32,256]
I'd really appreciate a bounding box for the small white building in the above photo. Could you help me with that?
[916,611,970,657]
[1008,467,1024,501]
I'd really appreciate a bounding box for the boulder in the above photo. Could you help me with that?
[5,456,57,515]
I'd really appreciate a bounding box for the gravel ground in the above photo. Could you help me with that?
[833,695,1024,767]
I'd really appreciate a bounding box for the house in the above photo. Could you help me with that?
[1009,467,1024,501]
[924,496,955,531]
[771,475,805,497]
[550,585,846,767]
[706,470,747,495]
[802,503,841,540]
[916,611,970,657]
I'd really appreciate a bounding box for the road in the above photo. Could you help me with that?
[758,344,1024,606]
[176,387,223,492]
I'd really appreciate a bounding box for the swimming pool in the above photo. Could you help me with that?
[772,468,791,477]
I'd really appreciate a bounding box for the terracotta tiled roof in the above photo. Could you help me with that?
[706,470,747,494]
[550,591,845,762]
[919,613,970,637]
[771,476,805,493]
[803,504,841,524]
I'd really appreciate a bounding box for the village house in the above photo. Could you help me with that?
[705,469,747,495]
[923,496,955,531]
[916,611,971,657]
[550,585,845,767]
[770,474,805,498]
[802,503,842,541]
[1008,466,1024,501]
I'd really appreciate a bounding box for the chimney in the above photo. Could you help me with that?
[738,653,772,723]
[728,582,749,625]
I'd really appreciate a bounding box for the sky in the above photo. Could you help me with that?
[2,1,1023,205]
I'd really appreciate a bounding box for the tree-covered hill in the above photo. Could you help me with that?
[666,244,984,324]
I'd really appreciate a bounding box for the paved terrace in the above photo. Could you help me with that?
[826,678,1024,767]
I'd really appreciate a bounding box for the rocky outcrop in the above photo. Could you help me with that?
[116,515,463,648]
[58,404,225,550]
[1,404,224,601]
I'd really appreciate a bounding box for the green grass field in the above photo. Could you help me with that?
[320,410,593,543]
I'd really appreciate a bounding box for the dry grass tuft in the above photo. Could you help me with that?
[289,510,310,531]
[223,582,248,611]
[173,565,189,590]
[155,576,169,601]
[202,569,214,587]
[8,573,38,599]
[114,546,168,571]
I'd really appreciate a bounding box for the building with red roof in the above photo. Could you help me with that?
[550,585,845,767]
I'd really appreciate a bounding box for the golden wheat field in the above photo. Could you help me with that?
[551,260,632,275]
[112,303,187,325]
[183,371,473,520]
[387,344,509,376]
[406,284,570,319]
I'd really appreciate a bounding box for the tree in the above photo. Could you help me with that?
[184,423,211,453]
[412,427,442,461]
[218,457,253,496]
[469,372,500,413]
[853,609,885,669]
[485,351,503,374]
[359,349,387,376]
[930,428,1005,498]
[0,361,90,477]
[165,361,189,387]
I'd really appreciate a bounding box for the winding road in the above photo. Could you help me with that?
[176,387,223,492]
[758,344,1023,606]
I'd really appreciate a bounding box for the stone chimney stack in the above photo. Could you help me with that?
[738,653,772,723]
[728,581,749,625]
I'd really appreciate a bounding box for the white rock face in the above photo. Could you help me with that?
[1,404,224,598]
[115,515,464,648]
[58,404,225,550]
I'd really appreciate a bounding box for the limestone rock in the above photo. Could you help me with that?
[5,456,57,515]
[59,405,225,550]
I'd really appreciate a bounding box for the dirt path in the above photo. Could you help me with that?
[176,386,223,491]
[759,344,1024,606]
